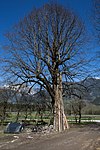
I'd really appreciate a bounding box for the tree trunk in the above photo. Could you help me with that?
[78,103,82,123]
[78,110,81,123]
[16,107,20,122]
[25,106,28,120]
[2,102,7,123]
[53,74,69,132]
[75,114,78,123]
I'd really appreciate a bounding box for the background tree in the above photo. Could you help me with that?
[70,99,86,123]
[33,90,52,121]
[0,87,12,123]
[3,3,87,132]
[10,84,34,122]
[63,80,87,123]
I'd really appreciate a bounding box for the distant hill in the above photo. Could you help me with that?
[81,78,100,104]
[0,78,100,105]
[93,97,100,105]
[63,78,100,105]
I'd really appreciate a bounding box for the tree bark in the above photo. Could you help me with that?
[53,74,69,132]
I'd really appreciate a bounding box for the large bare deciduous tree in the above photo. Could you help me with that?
[3,3,87,132]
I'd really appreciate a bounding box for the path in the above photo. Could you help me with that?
[0,123,100,150]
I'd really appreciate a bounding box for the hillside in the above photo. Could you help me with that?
[0,78,100,105]
[81,78,100,104]
[63,78,100,105]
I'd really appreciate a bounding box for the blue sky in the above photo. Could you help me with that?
[0,0,99,78]
[0,0,94,50]
[0,0,92,33]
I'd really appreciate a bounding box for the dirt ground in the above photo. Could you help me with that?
[0,123,100,150]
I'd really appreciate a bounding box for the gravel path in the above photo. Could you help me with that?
[0,123,100,150]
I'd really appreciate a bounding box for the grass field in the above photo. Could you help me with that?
[0,111,100,126]
[68,115,100,121]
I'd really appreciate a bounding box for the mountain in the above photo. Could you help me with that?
[0,78,100,105]
[81,78,100,103]
[93,97,100,105]
[63,77,100,105]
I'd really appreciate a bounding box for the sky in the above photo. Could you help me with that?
[0,0,94,52]
[0,0,93,33]
[0,0,99,78]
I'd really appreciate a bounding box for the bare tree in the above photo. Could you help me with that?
[63,80,87,123]
[70,99,86,123]
[3,3,87,132]
[33,90,52,121]
[11,85,33,122]
[0,87,12,123]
